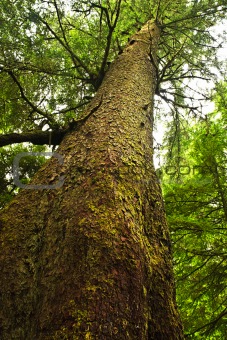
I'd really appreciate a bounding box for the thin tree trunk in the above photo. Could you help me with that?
[0,21,184,339]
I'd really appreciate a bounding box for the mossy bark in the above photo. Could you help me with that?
[0,21,184,339]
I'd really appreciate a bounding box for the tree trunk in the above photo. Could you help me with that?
[0,21,184,339]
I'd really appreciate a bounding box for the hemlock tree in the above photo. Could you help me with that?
[0,1,226,338]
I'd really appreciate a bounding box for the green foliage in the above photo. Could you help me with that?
[0,0,226,132]
[0,144,46,208]
[161,84,227,338]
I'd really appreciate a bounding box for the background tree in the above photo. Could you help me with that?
[0,0,226,338]
[161,82,227,339]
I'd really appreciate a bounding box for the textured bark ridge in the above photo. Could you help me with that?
[0,21,184,339]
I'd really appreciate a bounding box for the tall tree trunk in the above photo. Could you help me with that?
[0,21,184,339]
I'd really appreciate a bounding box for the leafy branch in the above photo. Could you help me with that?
[36,13,96,82]
[6,69,60,129]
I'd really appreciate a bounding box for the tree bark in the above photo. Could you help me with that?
[0,21,184,339]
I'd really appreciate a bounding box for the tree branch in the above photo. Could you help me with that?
[37,15,94,79]
[158,93,199,111]
[185,308,227,337]
[93,0,122,89]
[163,5,227,28]
[6,70,59,128]
[0,129,67,147]
[0,96,103,147]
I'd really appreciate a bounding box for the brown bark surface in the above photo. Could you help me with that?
[0,21,184,339]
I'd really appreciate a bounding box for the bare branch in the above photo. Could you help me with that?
[0,129,66,147]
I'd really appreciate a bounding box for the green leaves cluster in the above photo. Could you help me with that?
[0,144,46,208]
[0,0,226,134]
